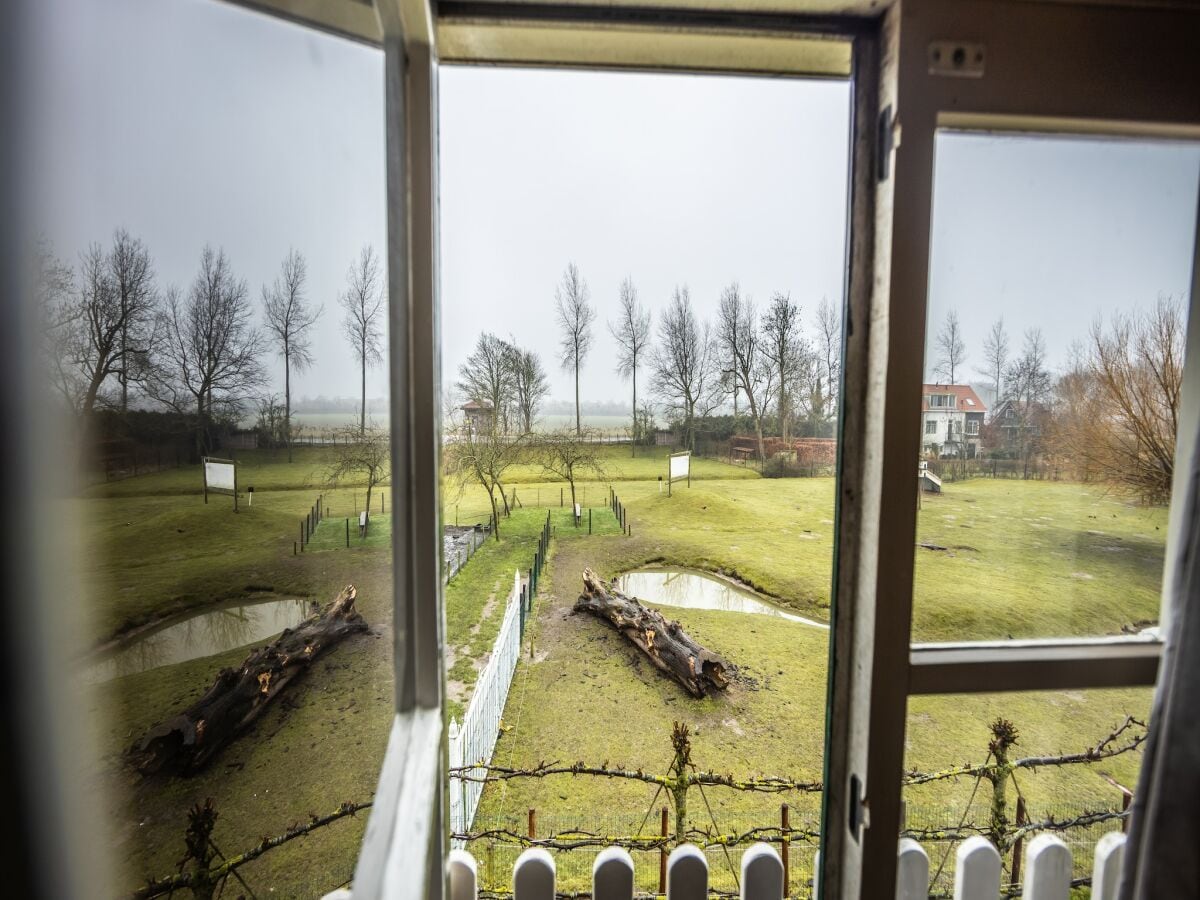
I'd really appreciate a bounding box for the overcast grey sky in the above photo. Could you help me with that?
[32,0,1198,412]
[927,133,1199,387]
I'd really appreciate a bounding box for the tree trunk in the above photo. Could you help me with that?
[131,586,368,775]
[360,338,367,436]
[285,339,292,462]
[575,353,581,436]
[573,568,730,698]
[631,364,637,458]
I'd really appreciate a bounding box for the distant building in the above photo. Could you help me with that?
[460,400,494,437]
[920,384,986,459]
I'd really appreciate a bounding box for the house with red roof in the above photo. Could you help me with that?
[920,384,987,459]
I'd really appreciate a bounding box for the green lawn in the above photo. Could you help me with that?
[76,446,1166,898]
[472,475,1161,892]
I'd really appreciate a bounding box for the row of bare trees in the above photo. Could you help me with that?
[36,231,387,459]
[545,263,842,456]
[931,298,1185,503]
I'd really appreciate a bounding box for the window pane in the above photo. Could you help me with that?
[33,0,390,895]
[439,65,850,894]
[904,688,1152,895]
[915,132,1200,641]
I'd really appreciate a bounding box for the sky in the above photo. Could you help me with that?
[30,0,1200,413]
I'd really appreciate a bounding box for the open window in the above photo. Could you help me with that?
[8,2,1200,900]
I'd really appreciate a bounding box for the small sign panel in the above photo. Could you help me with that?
[203,458,237,495]
[668,451,691,483]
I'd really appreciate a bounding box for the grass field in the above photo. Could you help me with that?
[76,445,1166,897]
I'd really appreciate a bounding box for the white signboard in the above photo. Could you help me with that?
[669,451,691,482]
[204,458,237,494]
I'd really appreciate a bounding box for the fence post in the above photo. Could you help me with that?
[448,718,463,835]
[666,844,708,899]
[345,518,350,548]
[519,586,526,637]
[660,806,669,895]
[447,849,476,900]
[513,848,554,900]
[1011,796,1027,886]
[300,522,305,551]
[953,837,1001,900]
[1121,791,1131,833]
[1092,833,1126,900]
[896,838,929,900]
[741,843,784,900]
[593,846,635,900]
[781,803,790,894]
[589,508,592,534]
[528,808,536,840]
[560,487,563,506]
[1022,834,1071,899]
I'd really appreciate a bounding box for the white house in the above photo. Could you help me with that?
[921,384,987,459]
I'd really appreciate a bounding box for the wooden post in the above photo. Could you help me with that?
[659,806,669,895]
[781,803,790,895]
[1121,792,1131,833]
[300,521,305,551]
[346,518,350,548]
[1011,796,1027,886]
[528,808,536,840]
[560,487,563,507]
[589,508,592,534]
[293,541,297,556]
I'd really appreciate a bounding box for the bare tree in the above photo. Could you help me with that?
[263,249,322,461]
[510,345,550,434]
[813,296,841,428]
[978,316,1010,415]
[716,282,774,462]
[1053,298,1184,503]
[934,308,967,384]
[148,247,265,456]
[109,229,157,411]
[339,245,385,436]
[538,427,607,511]
[33,237,84,413]
[1004,328,1052,478]
[760,292,806,442]
[445,425,525,541]
[327,424,390,534]
[457,332,514,433]
[651,286,719,451]
[47,234,159,420]
[554,262,596,435]
[609,276,651,455]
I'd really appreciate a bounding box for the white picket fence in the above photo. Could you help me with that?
[449,570,524,841]
[446,831,1128,900]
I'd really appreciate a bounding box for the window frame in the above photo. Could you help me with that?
[854,1,1200,895]
[201,3,1200,899]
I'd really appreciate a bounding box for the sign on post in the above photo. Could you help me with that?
[667,451,691,496]
[203,457,238,511]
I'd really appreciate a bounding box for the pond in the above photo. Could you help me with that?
[614,568,828,629]
[83,594,316,683]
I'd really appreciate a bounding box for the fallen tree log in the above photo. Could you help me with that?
[132,585,368,776]
[574,568,730,697]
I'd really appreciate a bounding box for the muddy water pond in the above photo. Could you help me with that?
[84,595,315,683]
[614,569,828,629]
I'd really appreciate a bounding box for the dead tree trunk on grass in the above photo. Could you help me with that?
[573,568,730,697]
[132,585,368,775]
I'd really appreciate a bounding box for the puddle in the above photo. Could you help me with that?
[82,595,315,684]
[614,569,828,629]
